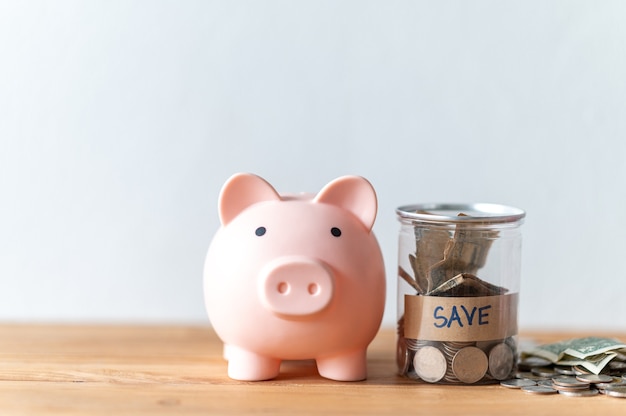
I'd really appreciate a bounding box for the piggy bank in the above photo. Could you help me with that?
[204,173,386,381]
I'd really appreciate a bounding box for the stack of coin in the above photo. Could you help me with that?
[399,337,516,384]
[500,355,626,398]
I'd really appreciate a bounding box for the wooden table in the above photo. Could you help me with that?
[1,325,625,415]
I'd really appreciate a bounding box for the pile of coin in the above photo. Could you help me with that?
[398,336,517,384]
[500,358,626,398]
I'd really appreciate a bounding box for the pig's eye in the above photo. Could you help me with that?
[330,227,342,237]
[255,227,266,237]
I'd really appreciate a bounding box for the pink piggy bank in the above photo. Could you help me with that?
[204,173,386,381]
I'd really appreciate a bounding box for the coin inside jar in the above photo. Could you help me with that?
[452,346,488,384]
[397,338,410,375]
[413,346,447,383]
[488,343,515,380]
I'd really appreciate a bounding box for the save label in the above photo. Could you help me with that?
[404,293,518,342]
[433,304,492,328]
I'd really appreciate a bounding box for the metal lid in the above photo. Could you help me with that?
[396,203,525,225]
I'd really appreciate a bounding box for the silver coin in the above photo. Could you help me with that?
[572,365,592,375]
[553,384,591,392]
[552,376,590,388]
[405,338,419,351]
[515,371,548,381]
[445,341,474,348]
[397,339,410,375]
[521,385,558,395]
[442,341,472,359]
[518,356,552,369]
[488,343,515,381]
[558,389,598,397]
[554,365,576,376]
[531,367,558,377]
[452,346,488,384]
[595,380,626,390]
[405,338,422,351]
[605,385,626,398]
[500,378,537,389]
[576,373,614,384]
[405,338,435,351]
[413,346,447,383]
[609,361,626,370]
[537,379,555,388]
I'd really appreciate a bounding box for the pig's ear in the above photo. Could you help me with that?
[218,173,281,225]
[314,176,377,231]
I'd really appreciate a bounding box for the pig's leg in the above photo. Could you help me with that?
[222,343,231,361]
[316,349,367,381]
[226,345,281,381]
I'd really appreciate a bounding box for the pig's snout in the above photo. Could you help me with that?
[259,257,334,317]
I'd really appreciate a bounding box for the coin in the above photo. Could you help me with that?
[572,365,592,375]
[537,379,555,388]
[595,380,626,390]
[476,340,499,351]
[531,367,558,377]
[413,346,447,383]
[554,366,576,376]
[609,361,626,370]
[575,374,614,384]
[397,338,410,375]
[552,384,591,392]
[488,343,515,380]
[517,357,552,369]
[604,385,626,398]
[552,376,590,388]
[558,389,598,397]
[521,385,558,395]
[515,371,548,381]
[405,338,422,351]
[500,378,537,389]
[597,381,626,395]
[452,346,488,384]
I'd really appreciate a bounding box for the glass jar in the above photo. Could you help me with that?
[396,203,525,384]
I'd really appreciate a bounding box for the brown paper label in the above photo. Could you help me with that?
[404,293,518,341]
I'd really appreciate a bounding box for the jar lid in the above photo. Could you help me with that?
[396,203,525,225]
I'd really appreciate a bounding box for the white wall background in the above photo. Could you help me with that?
[1,0,625,330]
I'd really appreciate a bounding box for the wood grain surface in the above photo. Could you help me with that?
[1,324,625,415]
